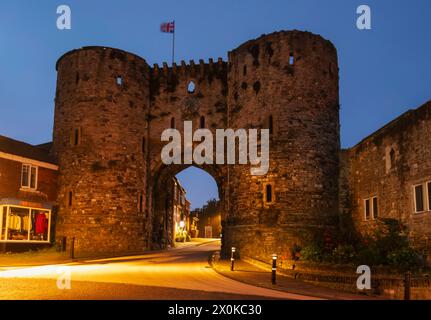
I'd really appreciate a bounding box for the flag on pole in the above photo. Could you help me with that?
[160,21,175,33]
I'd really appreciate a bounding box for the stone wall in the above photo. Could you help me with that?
[223,31,340,260]
[343,101,431,259]
[53,30,341,258]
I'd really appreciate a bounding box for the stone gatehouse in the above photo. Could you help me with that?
[1,29,429,261]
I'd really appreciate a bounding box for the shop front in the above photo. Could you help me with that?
[0,199,52,251]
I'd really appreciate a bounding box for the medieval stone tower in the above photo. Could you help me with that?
[53,30,340,259]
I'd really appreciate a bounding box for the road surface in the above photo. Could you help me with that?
[0,240,322,300]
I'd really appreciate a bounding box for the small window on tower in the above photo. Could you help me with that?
[187,81,195,93]
[264,183,275,204]
[171,117,175,129]
[414,184,425,213]
[139,194,143,213]
[243,65,247,76]
[289,53,294,66]
[269,115,274,135]
[142,137,146,153]
[364,198,371,220]
[71,127,82,146]
[68,191,73,207]
[116,76,123,86]
[200,116,205,129]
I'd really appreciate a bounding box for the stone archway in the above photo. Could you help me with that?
[150,162,226,250]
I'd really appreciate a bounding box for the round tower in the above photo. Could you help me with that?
[223,31,340,260]
[53,47,151,257]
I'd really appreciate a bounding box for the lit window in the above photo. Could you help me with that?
[21,164,37,190]
[116,76,123,86]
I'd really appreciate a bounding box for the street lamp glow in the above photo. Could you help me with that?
[179,220,185,228]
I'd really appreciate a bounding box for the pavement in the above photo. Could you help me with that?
[211,258,377,300]
[0,239,372,300]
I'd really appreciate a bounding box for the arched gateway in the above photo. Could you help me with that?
[53,30,340,260]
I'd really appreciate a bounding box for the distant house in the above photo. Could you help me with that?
[0,135,58,250]
[172,177,191,242]
[190,199,221,239]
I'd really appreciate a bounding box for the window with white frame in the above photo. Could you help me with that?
[21,164,37,190]
[414,182,430,213]
[364,196,378,220]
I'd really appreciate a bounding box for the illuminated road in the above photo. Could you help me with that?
[0,241,322,300]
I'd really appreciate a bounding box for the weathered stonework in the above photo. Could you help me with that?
[341,101,431,260]
[53,30,340,258]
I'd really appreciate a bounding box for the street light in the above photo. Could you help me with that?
[272,254,277,284]
[231,247,236,271]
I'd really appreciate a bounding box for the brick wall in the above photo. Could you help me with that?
[0,157,57,203]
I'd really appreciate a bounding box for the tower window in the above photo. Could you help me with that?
[68,191,73,207]
[142,137,146,153]
[170,117,175,129]
[139,194,144,213]
[71,127,82,146]
[187,81,195,93]
[116,76,123,86]
[200,116,205,129]
[264,183,275,204]
[390,149,396,167]
[243,65,247,76]
[269,115,274,135]
[289,53,294,66]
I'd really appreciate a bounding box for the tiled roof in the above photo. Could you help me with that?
[0,135,56,164]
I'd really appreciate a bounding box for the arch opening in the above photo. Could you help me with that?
[151,164,223,250]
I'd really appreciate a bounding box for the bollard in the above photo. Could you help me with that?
[404,271,411,300]
[272,254,277,284]
[231,247,236,271]
[70,237,75,260]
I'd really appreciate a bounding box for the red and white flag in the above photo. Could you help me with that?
[160,21,175,33]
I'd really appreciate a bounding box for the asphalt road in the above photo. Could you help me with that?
[0,241,321,300]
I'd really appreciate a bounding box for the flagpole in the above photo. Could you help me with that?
[172,20,175,65]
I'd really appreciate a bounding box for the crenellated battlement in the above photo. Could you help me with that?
[151,57,227,79]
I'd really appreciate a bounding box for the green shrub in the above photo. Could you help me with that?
[387,248,421,270]
[301,244,324,262]
[331,244,356,264]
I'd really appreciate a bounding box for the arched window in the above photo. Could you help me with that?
[187,81,195,93]
[171,117,175,129]
[390,149,396,166]
[200,116,205,129]
[289,53,294,66]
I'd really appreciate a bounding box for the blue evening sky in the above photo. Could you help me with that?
[1,1,430,209]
